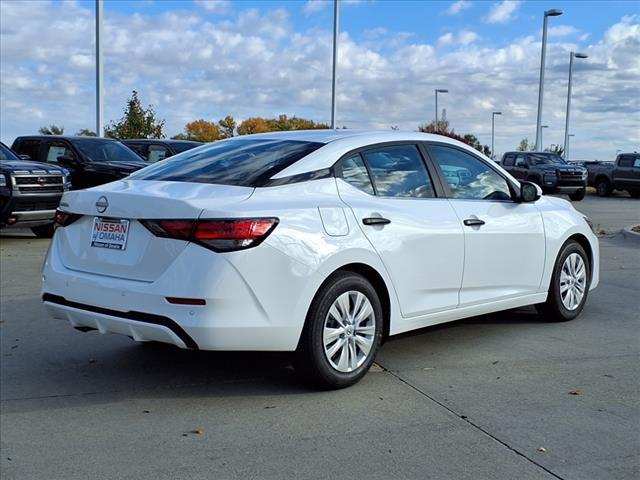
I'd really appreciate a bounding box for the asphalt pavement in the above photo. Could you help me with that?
[1,193,638,480]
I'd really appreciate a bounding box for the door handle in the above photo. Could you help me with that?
[463,218,485,227]
[362,217,391,226]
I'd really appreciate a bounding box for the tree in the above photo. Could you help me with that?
[218,116,236,138]
[418,117,491,156]
[418,109,450,134]
[237,115,329,135]
[105,90,165,139]
[544,144,564,156]
[181,119,222,142]
[75,128,96,136]
[38,125,64,135]
[516,138,536,151]
[237,117,274,135]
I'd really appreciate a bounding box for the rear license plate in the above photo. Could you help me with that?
[91,217,130,250]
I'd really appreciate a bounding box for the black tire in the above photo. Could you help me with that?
[568,188,586,201]
[628,190,640,199]
[294,272,383,389]
[596,178,611,197]
[535,240,590,322]
[31,223,55,238]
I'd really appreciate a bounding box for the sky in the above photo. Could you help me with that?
[1,0,638,160]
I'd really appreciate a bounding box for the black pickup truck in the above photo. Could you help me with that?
[501,151,588,201]
[585,153,640,198]
[11,136,148,190]
[1,141,70,237]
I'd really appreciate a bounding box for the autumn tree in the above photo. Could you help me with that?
[418,114,491,156]
[181,119,222,142]
[237,115,329,135]
[38,125,64,135]
[105,90,165,139]
[237,117,272,135]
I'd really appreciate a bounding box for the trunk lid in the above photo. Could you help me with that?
[56,180,253,281]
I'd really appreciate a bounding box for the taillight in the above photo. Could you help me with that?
[140,218,278,252]
[54,209,82,227]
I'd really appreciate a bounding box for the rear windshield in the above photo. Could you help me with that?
[74,138,143,163]
[128,139,324,186]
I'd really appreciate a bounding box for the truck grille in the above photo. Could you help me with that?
[13,173,65,194]
[13,200,60,212]
[558,171,586,186]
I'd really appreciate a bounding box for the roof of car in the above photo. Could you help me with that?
[122,139,203,145]
[14,135,118,141]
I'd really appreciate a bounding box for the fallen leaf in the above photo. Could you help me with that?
[538,447,547,453]
[491,361,499,365]
[193,428,204,434]
[568,389,582,395]
[263,406,276,409]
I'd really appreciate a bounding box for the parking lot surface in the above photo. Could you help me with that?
[1,193,639,480]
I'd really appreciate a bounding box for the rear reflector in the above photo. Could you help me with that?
[54,209,82,227]
[166,297,206,306]
[141,218,278,252]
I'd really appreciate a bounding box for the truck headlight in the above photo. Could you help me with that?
[581,170,588,180]
[0,174,6,187]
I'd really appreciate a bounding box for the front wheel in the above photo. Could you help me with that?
[596,178,611,197]
[31,223,55,238]
[569,188,586,201]
[535,240,590,322]
[295,272,383,389]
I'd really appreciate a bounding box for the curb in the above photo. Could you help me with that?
[622,226,640,245]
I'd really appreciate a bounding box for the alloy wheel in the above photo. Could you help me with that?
[560,253,587,311]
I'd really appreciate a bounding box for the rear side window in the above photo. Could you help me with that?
[13,139,41,161]
[618,155,634,167]
[129,139,324,187]
[340,154,374,195]
[362,145,435,198]
[502,154,514,166]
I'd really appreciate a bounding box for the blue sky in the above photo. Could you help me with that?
[1,1,638,159]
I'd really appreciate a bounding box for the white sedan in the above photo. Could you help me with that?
[43,130,599,388]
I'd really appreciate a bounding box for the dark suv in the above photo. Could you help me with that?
[1,141,69,237]
[122,139,202,162]
[501,151,588,201]
[11,136,148,190]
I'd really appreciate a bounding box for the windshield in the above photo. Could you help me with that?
[129,139,324,187]
[171,142,202,153]
[529,153,566,166]
[0,142,20,161]
[74,138,143,163]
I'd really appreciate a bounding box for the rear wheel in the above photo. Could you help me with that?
[596,178,612,197]
[536,240,590,322]
[31,223,55,238]
[295,272,383,389]
[568,188,586,201]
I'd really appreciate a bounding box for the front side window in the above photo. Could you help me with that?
[515,154,526,167]
[618,155,634,167]
[340,154,374,195]
[129,139,324,187]
[147,145,169,163]
[46,142,74,163]
[633,158,640,168]
[429,145,512,201]
[502,154,514,166]
[362,145,435,198]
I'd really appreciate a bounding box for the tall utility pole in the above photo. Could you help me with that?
[96,0,104,137]
[491,111,502,160]
[535,9,563,151]
[563,51,588,160]
[330,0,339,129]
[435,89,448,131]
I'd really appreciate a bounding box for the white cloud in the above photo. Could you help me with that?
[194,0,231,15]
[303,0,329,15]
[0,2,638,160]
[548,25,579,37]
[484,1,520,24]
[444,1,472,16]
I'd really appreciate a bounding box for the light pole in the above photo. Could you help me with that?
[535,8,563,151]
[566,134,575,161]
[95,0,104,137]
[435,89,448,131]
[330,0,339,129]
[563,52,588,159]
[540,125,549,149]
[491,111,502,160]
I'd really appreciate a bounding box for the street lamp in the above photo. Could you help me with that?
[491,111,502,160]
[95,0,104,137]
[330,0,339,129]
[435,89,448,131]
[567,134,575,161]
[540,125,549,148]
[563,52,588,160]
[535,8,563,151]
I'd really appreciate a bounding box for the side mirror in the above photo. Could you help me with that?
[18,154,31,161]
[520,181,541,203]
[56,154,81,168]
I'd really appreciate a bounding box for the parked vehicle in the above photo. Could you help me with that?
[1,141,70,237]
[42,130,599,388]
[11,136,148,190]
[501,151,588,201]
[122,139,203,163]
[585,153,640,198]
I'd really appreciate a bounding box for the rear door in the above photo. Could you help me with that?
[425,143,545,306]
[336,143,464,317]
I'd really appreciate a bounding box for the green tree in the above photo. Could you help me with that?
[38,125,64,135]
[218,116,236,138]
[105,90,165,139]
[75,128,96,136]
[544,144,564,156]
[516,138,536,151]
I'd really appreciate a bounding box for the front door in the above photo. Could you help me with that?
[336,144,464,317]
[426,143,545,306]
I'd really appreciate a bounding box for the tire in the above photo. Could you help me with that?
[535,240,590,322]
[31,223,55,238]
[295,272,383,389]
[568,188,586,201]
[628,190,640,199]
[596,178,612,197]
